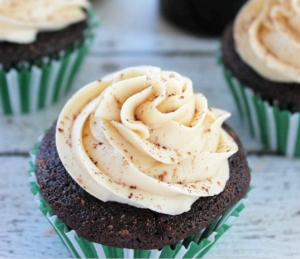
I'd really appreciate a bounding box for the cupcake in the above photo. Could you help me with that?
[160,0,247,36]
[0,0,96,115]
[29,66,250,258]
[221,0,300,157]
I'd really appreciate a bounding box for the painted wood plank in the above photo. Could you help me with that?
[0,157,70,258]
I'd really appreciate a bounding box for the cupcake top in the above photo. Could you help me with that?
[56,66,238,215]
[234,0,300,83]
[0,0,90,44]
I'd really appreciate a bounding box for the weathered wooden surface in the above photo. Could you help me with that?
[0,0,299,258]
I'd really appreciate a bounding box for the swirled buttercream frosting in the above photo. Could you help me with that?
[0,0,89,43]
[56,66,238,215]
[234,0,300,83]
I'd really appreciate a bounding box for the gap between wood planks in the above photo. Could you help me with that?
[0,152,30,157]
[89,50,218,57]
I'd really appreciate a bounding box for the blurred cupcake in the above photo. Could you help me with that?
[0,0,97,115]
[160,0,247,36]
[221,0,300,157]
[29,66,250,258]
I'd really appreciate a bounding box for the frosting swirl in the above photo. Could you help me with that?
[56,67,238,215]
[0,0,89,44]
[234,0,300,82]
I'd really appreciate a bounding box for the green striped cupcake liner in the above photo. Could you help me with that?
[223,68,300,158]
[0,9,98,116]
[28,140,250,259]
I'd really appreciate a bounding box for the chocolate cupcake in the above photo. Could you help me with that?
[221,0,300,157]
[160,0,247,36]
[29,67,250,258]
[0,0,97,115]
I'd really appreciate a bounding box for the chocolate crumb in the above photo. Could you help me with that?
[38,159,46,166]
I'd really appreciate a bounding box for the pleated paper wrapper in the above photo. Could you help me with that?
[222,68,300,158]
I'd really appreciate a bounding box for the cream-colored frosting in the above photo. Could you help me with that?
[234,0,300,83]
[56,66,238,215]
[0,0,89,44]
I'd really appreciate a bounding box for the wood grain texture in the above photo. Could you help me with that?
[0,0,299,258]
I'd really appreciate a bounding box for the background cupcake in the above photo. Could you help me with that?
[221,0,300,157]
[160,0,247,36]
[0,0,97,115]
[29,66,250,258]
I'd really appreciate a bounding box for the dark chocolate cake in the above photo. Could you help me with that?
[35,120,250,250]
